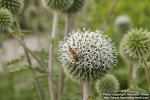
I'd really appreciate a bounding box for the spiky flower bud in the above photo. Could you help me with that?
[42,0,74,11]
[122,86,146,93]
[95,74,120,95]
[0,9,13,30]
[65,0,85,14]
[115,15,131,33]
[59,30,117,83]
[0,0,24,15]
[120,28,150,62]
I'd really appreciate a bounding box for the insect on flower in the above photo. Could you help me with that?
[69,48,79,62]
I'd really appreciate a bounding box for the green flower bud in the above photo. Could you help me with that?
[0,8,13,30]
[122,86,146,93]
[115,15,132,34]
[95,74,120,95]
[0,0,24,15]
[65,0,85,14]
[120,28,150,63]
[42,0,74,11]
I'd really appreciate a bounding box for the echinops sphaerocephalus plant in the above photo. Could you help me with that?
[59,29,117,83]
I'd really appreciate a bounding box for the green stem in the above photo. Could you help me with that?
[57,14,69,99]
[58,63,65,99]
[21,37,45,100]
[57,14,76,99]
[12,19,46,100]
[100,0,118,31]
[47,11,58,100]
[9,29,47,71]
[129,63,138,88]
[143,59,150,92]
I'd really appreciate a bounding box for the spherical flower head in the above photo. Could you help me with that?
[42,0,74,11]
[0,0,24,15]
[59,30,117,83]
[95,74,120,95]
[115,15,131,33]
[122,86,146,93]
[120,28,150,63]
[65,0,85,14]
[0,8,13,30]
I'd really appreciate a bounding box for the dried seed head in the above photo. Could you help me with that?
[0,8,13,30]
[42,0,74,11]
[60,30,117,83]
[95,74,120,95]
[0,0,24,15]
[120,28,150,63]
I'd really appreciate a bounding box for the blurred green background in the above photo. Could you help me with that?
[0,0,149,100]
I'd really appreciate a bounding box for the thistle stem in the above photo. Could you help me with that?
[21,37,45,100]
[57,14,76,99]
[100,0,118,31]
[13,19,46,100]
[143,59,150,92]
[129,63,138,88]
[57,15,69,99]
[83,83,90,100]
[67,14,76,34]
[9,32,47,70]
[58,64,65,99]
[64,15,69,36]
[47,11,58,100]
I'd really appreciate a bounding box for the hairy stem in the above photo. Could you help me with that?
[129,63,138,88]
[58,64,65,99]
[143,59,150,92]
[47,11,58,100]
[67,14,76,34]
[83,83,90,100]
[57,15,68,99]
[58,14,76,99]
[9,32,46,71]
[11,19,46,100]
[21,37,45,100]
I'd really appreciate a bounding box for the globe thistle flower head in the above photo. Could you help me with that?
[0,8,13,30]
[60,29,117,83]
[64,0,85,14]
[42,0,74,11]
[0,0,24,15]
[120,28,150,63]
[115,15,131,33]
[95,74,120,95]
[122,86,146,93]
